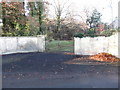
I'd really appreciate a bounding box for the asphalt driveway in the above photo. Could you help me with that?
[2,52,119,88]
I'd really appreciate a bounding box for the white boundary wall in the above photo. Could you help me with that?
[75,32,119,58]
[0,36,45,55]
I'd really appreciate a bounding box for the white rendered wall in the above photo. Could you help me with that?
[74,32,119,58]
[0,36,45,55]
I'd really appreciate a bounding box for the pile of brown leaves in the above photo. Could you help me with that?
[64,52,75,55]
[89,53,120,62]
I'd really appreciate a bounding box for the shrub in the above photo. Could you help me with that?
[100,29,116,37]
[74,33,84,38]
[86,28,95,34]
[86,34,97,37]
[85,28,97,37]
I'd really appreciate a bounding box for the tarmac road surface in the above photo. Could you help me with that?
[2,52,119,88]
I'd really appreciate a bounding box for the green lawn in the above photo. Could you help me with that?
[45,40,74,52]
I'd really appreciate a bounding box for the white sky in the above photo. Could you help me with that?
[47,0,120,24]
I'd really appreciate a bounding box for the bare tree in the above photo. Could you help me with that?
[52,0,70,39]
